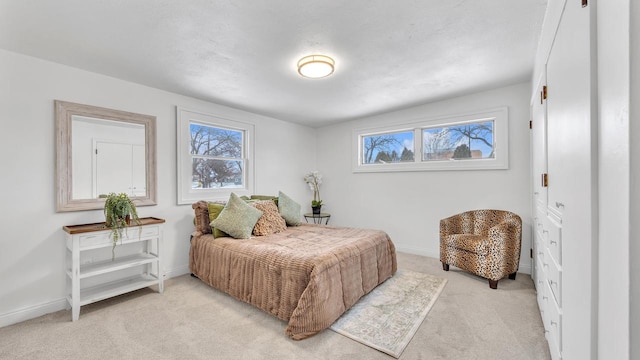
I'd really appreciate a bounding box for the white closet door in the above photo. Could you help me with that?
[131,145,146,196]
[546,3,593,219]
[96,142,133,197]
[545,2,595,360]
[531,73,548,288]
[532,73,548,210]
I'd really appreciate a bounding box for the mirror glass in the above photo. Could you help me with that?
[71,116,146,199]
[56,101,157,212]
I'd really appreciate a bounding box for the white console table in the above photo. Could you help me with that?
[63,217,165,321]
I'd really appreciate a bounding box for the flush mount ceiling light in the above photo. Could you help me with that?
[297,55,335,78]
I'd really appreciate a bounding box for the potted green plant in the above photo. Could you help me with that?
[304,171,323,215]
[104,192,141,259]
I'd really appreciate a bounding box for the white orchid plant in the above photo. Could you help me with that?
[303,171,323,207]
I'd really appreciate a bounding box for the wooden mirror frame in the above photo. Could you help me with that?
[55,100,157,212]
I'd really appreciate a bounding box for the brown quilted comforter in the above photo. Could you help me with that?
[189,224,397,340]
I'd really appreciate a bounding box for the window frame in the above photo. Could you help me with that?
[177,107,255,204]
[352,107,508,172]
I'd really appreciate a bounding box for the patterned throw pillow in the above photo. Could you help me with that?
[278,191,301,226]
[252,200,287,236]
[211,193,263,239]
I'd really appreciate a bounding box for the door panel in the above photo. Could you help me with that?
[532,74,548,210]
[96,142,134,197]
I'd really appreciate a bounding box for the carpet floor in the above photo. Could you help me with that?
[0,252,551,360]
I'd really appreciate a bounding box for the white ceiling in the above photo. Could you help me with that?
[0,0,547,127]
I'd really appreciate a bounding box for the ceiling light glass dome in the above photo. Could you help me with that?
[297,55,335,79]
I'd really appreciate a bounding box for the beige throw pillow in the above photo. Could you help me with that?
[252,200,287,236]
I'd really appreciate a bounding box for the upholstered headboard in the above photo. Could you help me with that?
[192,200,212,236]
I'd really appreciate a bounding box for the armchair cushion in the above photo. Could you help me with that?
[442,234,489,255]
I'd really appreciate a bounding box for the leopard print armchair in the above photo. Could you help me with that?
[440,209,522,289]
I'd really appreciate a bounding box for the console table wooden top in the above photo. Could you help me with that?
[63,217,166,234]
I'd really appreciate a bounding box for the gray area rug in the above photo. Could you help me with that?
[330,269,447,358]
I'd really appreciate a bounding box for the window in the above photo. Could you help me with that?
[362,130,415,164]
[177,108,254,204]
[422,120,494,161]
[190,124,244,189]
[353,107,508,172]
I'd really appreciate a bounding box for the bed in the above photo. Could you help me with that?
[189,200,397,340]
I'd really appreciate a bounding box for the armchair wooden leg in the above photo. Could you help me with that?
[442,263,450,271]
[489,279,498,289]
[508,272,517,280]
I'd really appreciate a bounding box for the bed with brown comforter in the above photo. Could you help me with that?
[189,203,397,340]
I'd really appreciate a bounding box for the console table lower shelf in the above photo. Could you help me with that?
[66,274,160,308]
[63,217,165,321]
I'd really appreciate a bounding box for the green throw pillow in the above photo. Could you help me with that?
[211,193,263,239]
[207,202,229,238]
[278,191,301,226]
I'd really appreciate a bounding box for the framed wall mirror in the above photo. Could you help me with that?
[55,100,157,212]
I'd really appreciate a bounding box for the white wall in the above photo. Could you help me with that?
[316,82,533,273]
[0,49,316,326]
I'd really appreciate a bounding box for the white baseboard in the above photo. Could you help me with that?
[163,264,190,279]
[394,245,439,259]
[0,298,68,328]
[0,264,192,329]
[518,262,532,275]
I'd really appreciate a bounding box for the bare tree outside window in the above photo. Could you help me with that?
[362,131,414,164]
[422,120,494,161]
[423,127,451,160]
[449,121,494,158]
[190,124,244,189]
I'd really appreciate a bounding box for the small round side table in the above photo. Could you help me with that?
[303,213,331,225]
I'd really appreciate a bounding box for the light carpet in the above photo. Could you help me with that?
[0,253,550,360]
[330,269,447,358]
